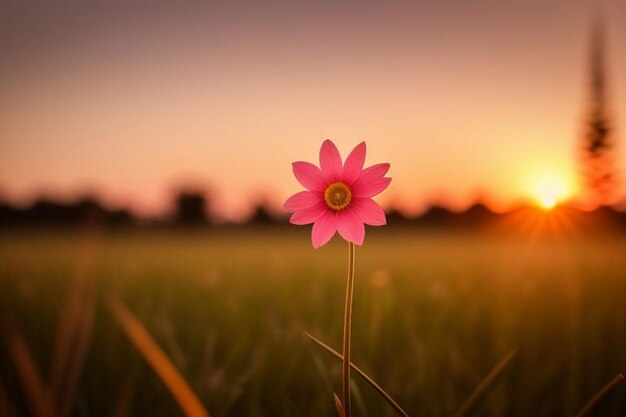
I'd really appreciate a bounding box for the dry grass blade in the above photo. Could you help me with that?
[50,225,99,417]
[0,309,54,417]
[304,330,410,417]
[574,373,624,417]
[113,380,135,417]
[452,348,518,417]
[50,226,98,399]
[57,284,96,417]
[333,392,346,417]
[108,297,211,417]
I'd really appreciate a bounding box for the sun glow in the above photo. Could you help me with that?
[539,194,557,210]
[529,172,576,210]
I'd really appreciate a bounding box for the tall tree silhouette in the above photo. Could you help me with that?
[580,17,616,206]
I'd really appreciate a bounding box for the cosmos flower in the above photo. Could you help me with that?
[284,140,391,248]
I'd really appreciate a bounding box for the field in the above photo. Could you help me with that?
[1,227,624,416]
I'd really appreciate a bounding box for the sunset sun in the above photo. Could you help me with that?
[539,194,557,210]
[529,173,576,211]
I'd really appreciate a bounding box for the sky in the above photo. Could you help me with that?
[1,0,625,219]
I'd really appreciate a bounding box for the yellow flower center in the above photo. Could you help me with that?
[324,182,352,211]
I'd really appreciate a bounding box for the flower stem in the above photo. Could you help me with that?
[574,373,623,417]
[342,242,356,417]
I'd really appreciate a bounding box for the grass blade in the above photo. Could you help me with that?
[304,330,410,417]
[452,348,518,417]
[108,297,211,417]
[574,373,623,417]
[113,379,134,417]
[57,283,96,417]
[334,392,346,417]
[0,308,54,417]
[50,226,99,400]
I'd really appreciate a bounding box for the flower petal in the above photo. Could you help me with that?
[341,142,366,185]
[336,207,365,245]
[319,139,343,183]
[352,176,391,198]
[359,163,390,181]
[350,198,387,226]
[290,202,327,225]
[283,191,323,212]
[292,162,327,191]
[311,210,338,248]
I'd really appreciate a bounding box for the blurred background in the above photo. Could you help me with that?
[0,1,624,416]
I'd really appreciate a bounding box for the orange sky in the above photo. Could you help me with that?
[1,1,625,219]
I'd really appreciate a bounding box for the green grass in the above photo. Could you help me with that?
[0,228,624,416]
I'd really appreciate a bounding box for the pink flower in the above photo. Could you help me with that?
[284,140,391,248]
